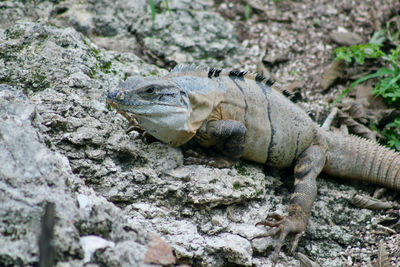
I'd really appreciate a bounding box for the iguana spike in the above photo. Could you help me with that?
[172,64,298,103]
[171,64,208,73]
[255,74,266,83]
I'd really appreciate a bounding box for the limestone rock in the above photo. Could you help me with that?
[0,2,395,266]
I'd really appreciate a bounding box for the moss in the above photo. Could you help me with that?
[123,72,130,80]
[83,40,117,77]
[235,162,250,176]
[1,68,49,94]
[106,103,113,111]
[99,61,112,73]
[0,76,13,85]
[113,55,122,62]
[149,69,160,76]
[233,182,241,190]
[4,27,24,40]
[91,47,100,56]
[88,67,96,79]
[89,59,117,76]
[31,72,50,90]
[83,38,100,56]
[19,72,50,94]
[44,138,52,148]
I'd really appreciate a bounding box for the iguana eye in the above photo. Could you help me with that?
[145,87,154,94]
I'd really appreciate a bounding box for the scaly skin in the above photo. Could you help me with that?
[107,64,400,264]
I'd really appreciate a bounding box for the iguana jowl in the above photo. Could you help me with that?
[107,65,400,262]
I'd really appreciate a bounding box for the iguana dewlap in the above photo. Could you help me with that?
[107,65,400,263]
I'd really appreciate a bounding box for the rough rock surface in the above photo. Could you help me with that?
[0,0,399,266]
[0,85,169,266]
[0,0,242,69]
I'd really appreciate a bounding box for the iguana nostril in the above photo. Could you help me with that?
[107,90,119,99]
[116,91,124,100]
[107,90,124,101]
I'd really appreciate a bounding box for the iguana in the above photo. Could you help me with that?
[106,64,400,263]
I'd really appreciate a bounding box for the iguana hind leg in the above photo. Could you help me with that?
[183,120,246,168]
[254,144,326,263]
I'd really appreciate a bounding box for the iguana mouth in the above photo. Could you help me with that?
[107,90,182,108]
[107,98,140,127]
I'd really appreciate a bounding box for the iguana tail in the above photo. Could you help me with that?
[323,131,400,191]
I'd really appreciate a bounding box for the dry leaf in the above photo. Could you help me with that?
[350,194,393,210]
[340,99,368,122]
[321,107,338,131]
[336,110,376,140]
[296,252,321,267]
[376,240,391,267]
[373,188,387,199]
[285,81,303,93]
[355,84,388,110]
[262,47,291,66]
[322,60,346,90]
[256,61,271,78]
[243,0,265,11]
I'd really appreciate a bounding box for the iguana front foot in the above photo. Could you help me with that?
[253,145,325,264]
[182,119,246,168]
[183,149,238,168]
[253,213,306,264]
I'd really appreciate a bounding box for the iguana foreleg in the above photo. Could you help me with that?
[254,145,325,262]
[183,120,247,168]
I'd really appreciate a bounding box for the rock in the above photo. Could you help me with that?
[206,233,253,266]
[251,236,275,254]
[166,164,266,207]
[0,84,158,266]
[329,29,364,46]
[46,0,243,66]
[0,85,83,265]
[128,0,242,66]
[93,240,150,266]
[144,233,176,265]
[80,235,115,263]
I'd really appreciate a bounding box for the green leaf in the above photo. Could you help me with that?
[245,4,251,21]
[387,47,400,68]
[334,47,353,62]
[380,73,400,92]
[165,0,172,17]
[149,0,156,23]
[334,44,384,65]
[382,116,400,152]
[332,34,400,150]
[369,30,386,45]
[333,68,393,104]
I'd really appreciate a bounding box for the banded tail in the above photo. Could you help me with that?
[323,131,400,191]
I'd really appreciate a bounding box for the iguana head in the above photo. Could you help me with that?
[107,75,194,146]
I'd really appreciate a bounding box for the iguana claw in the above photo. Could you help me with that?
[253,213,306,264]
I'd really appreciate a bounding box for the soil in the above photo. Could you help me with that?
[212,0,400,123]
